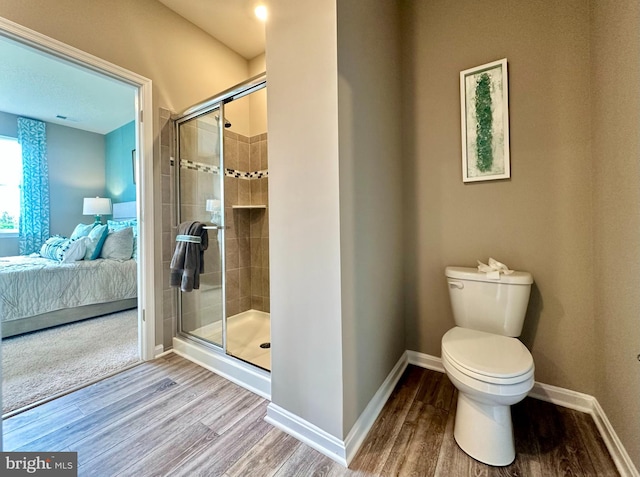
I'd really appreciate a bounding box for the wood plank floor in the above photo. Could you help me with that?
[2,354,618,477]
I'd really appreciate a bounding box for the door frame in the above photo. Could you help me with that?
[0,17,156,363]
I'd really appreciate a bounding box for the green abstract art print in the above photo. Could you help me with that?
[460,58,510,182]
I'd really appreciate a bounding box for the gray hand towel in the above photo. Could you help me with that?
[169,221,209,292]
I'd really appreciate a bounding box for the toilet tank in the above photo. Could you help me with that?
[445,266,533,337]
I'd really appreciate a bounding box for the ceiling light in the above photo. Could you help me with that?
[255,5,268,22]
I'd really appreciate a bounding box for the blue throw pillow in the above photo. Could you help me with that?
[84,224,109,260]
[70,223,95,240]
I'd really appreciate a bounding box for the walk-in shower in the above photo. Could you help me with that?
[171,74,270,395]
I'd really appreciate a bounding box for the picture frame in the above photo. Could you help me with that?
[132,149,137,184]
[460,58,510,182]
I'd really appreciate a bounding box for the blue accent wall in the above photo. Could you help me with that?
[105,120,136,203]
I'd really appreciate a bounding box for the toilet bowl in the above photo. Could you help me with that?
[442,326,534,466]
[443,265,535,465]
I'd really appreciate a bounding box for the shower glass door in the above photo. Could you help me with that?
[176,106,225,348]
[222,87,271,371]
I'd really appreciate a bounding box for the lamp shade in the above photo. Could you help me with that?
[205,199,221,212]
[83,197,112,216]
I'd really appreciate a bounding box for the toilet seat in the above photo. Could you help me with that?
[442,327,534,385]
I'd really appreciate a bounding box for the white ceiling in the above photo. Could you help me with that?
[0,35,136,135]
[0,1,265,136]
[157,0,266,60]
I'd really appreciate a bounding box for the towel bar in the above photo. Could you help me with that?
[172,225,223,230]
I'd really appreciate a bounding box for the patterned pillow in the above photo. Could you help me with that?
[100,226,134,260]
[84,224,109,260]
[108,219,138,259]
[40,236,86,262]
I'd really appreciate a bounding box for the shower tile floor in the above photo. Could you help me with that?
[202,309,271,371]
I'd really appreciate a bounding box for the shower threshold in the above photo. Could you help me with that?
[173,310,271,399]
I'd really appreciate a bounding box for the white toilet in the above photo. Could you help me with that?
[442,266,535,466]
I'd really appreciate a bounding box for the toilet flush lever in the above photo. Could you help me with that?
[448,280,464,290]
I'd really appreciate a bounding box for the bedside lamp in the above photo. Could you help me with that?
[206,199,222,225]
[83,197,112,225]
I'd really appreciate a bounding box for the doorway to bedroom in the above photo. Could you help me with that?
[0,25,152,417]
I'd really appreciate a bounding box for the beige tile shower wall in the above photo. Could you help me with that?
[178,118,221,224]
[250,133,269,312]
[225,130,250,317]
[224,131,269,316]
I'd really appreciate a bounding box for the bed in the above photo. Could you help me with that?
[0,201,138,338]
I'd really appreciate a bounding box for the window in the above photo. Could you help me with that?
[0,136,22,234]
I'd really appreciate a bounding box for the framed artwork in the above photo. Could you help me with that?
[460,58,510,182]
[132,149,137,184]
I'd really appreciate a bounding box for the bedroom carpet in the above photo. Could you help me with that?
[2,309,139,414]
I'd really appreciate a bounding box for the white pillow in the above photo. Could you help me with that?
[40,236,86,262]
[62,237,87,262]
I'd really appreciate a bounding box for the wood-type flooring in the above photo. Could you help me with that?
[2,353,619,476]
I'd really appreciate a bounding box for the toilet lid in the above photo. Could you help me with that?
[442,327,534,381]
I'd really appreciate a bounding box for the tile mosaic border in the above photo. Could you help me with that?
[181,159,219,174]
[178,159,268,179]
[225,168,268,179]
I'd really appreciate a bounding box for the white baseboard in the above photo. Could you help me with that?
[591,399,639,477]
[265,404,347,466]
[154,344,165,357]
[528,381,593,413]
[155,348,173,359]
[408,350,639,477]
[266,351,409,467]
[407,349,444,373]
[344,351,409,464]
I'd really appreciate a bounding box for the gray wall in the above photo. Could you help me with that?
[591,0,640,468]
[47,122,106,236]
[400,0,596,394]
[267,0,405,441]
[0,111,105,256]
[267,0,345,439]
[400,0,639,467]
[337,0,405,436]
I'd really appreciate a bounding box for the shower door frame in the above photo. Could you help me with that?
[174,103,228,352]
[173,73,267,356]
